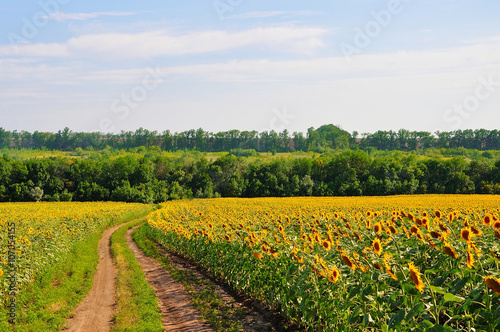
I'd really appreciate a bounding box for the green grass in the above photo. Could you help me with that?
[110,220,163,332]
[133,224,246,332]
[0,208,151,332]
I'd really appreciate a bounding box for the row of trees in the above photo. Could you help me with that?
[1,151,499,203]
[2,126,500,152]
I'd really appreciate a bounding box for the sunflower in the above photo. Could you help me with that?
[430,231,441,239]
[373,263,383,270]
[484,277,500,295]
[438,222,449,233]
[410,225,419,235]
[0,269,3,277]
[496,231,500,241]
[466,250,475,269]
[408,262,425,292]
[328,266,340,283]
[292,253,304,264]
[373,222,382,234]
[312,266,327,278]
[443,243,459,259]
[341,252,356,271]
[460,228,472,242]
[383,253,398,281]
[353,232,362,242]
[373,238,383,255]
[322,240,332,251]
[253,252,264,259]
[402,226,410,239]
[493,220,500,230]
[435,210,442,219]
[388,225,397,235]
[483,214,493,226]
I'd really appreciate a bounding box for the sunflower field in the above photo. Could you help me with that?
[0,201,149,305]
[147,196,500,331]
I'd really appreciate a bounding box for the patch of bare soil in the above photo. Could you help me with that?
[125,225,214,331]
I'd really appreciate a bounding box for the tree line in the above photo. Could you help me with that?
[2,125,500,152]
[1,150,499,203]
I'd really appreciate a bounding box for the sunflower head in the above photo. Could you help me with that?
[341,252,356,271]
[483,214,493,226]
[373,238,383,255]
[466,250,475,269]
[443,244,459,259]
[322,240,331,251]
[430,231,441,239]
[484,277,500,295]
[408,262,425,292]
[460,228,472,242]
[328,266,340,283]
[253,252,264,259]
[493,221,500,230]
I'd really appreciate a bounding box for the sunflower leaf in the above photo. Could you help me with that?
[443,292,464,303]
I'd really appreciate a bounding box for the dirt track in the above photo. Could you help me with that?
[64,219,136,332]
[64,217,212,332]
[64,217,278,332]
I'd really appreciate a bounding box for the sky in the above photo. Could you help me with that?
[1,0,500,135]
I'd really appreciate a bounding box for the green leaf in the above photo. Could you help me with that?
[425,323,453,332]
[428,285,446,295]
[402,282,418,295]
[418,320,434,329]
[406,302,424,321]
[388,309,405,330]
[348,306,361,324]
[443,292,464,303]
[450,277,468,294]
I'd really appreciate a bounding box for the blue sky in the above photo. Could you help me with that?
[1,0,500,135]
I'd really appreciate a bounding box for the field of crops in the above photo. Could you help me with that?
[0,202,149,306]
[147,196,500,331]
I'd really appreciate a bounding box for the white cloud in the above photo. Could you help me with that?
[44,11,135,22]
[0,26,327,59]
[158,40,500,83]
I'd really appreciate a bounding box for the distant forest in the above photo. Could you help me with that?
[2,125,500,152]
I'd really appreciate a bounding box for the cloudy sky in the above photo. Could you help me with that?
[1,0,500,135]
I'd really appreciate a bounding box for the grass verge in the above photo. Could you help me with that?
[0,208,152,332]
[132,223,246,332]
[110,220,163,332]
